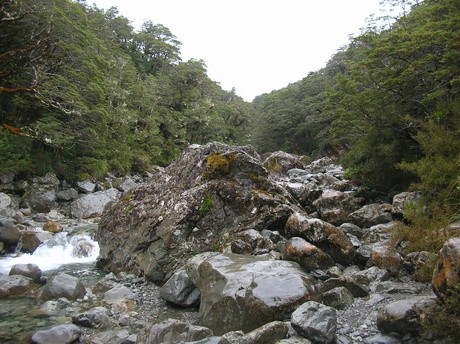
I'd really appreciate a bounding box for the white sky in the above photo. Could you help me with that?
[90,0,382,101]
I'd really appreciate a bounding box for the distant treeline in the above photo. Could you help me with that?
[0,0,253,180]
[251,0,459,211]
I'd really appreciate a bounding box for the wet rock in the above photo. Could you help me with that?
[9,263,42,283]
[348,204,393,228]
[0,217,21,244]
[31,323,81,344]
[281,237,335,271]
[322,287,354,310]
[365,334,402,344]
[291,301,337,344]
[432,237,460,300]
[147,318,213,344]
[284,212,354,265]
[96,142,299,283]
[233,321,289,344]
[361,223,396,246]
[71,187,120,219]
[275,338,313,344]
[186,252,317,335]
[43,220,63,233]
[0,274,34,297]
[21,230,53,253]
[38,272,86,301]
[369,243,403,275]
[235,228,275,253]
[376,296,436,336]
[339,223,365,239]
[160,268,200,307]
[312,190,360,226]
[71,306,112,329]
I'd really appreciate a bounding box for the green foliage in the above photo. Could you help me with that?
[0,0,252,180]
[199,194,213,215]
[422,283,460,340]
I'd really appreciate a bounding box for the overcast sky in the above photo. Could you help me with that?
[90,0,382,101]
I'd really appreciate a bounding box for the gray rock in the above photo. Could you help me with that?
[348,204,393,228]
[77,180,97,193]
[113,176,138,192]
[56,188,79,201]
[186,252,318,335]
[284,212,354,265]
[71,187,120,219]
[0,217,21,244]
[263,151,306,175]
[0,274,34,297]
[160,268,201,307]
[275,338,313,344]
[339,223,365,239]
[365,334,402,344]
[322,287,354,310]
[312,190,360,226]
[20,230,53,253]
[147,318,213,344]
[370,243,403,275]
[291,301,337,344]
[31,324,81,344]
[376,296,437,335]
[96,142,299,283]
[23,173,60,213]
[281,237,335,271]
[9,263,42,283]
[103,285,136,312]
[0,192,12,211]
[235,321,290,344]
[38,272,86,301]
[71,306,112,329]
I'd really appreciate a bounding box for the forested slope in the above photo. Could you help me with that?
[252,0,459,211]
[0,0,253,179]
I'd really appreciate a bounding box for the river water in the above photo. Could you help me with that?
[0,231,102,343]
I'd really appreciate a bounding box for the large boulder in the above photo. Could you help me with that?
[291,301,337,344]
[96,143,300,283]
[186,252,318,335]
[284,212,354,265]
[0,274,34,297]
[376,296,436,336]
[22,172,60,213]
[31,324,82,344]
[71,187,120,219]
[0,217,21,244]
[312,190,360,226]
[38,272,86,301]
[147,318,213,344]
[9,263,42,283]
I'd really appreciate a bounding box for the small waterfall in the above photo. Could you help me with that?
[0,232,100,275]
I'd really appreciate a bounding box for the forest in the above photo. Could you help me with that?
[1,0,459,216]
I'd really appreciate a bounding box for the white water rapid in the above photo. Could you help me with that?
[0,232,100,275]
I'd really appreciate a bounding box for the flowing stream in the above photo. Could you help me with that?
[0,231,101,343]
